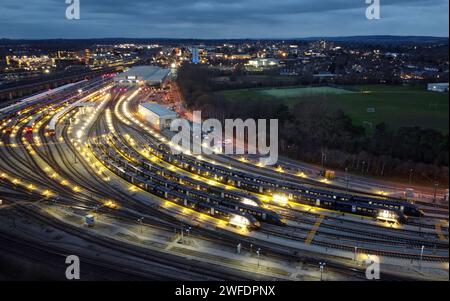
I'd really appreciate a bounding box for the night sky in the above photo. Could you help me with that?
[1,0,448,39]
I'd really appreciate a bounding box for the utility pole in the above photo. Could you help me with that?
[186,226,192,238]
[321,152,327,169]
[433,183,439,203]
[138,217,144,234]
[345,167,349,194]
[319,262,326,281]
[420,245,424,269]
[256,248,261,267]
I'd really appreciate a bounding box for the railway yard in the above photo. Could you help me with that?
[0,76,448,281]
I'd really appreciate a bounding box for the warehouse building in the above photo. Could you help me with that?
[247,58,279,68]
[138,103,178,130]
[114,66,171,87]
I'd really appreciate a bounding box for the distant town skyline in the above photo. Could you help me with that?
[1,0,449,39]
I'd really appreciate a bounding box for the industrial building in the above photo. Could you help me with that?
[114,66,171,86]
[247,58,279,68]
[138,103,178,130]
[427,83,449,92]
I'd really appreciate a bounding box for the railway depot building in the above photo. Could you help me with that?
[114,66,171,87]
[138,103,178,130]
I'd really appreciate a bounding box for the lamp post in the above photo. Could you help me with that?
[186,226,192,238]
[138,217,144,234]
[319,262,326,281]
[345,167,349,194]
[409,169,414,185]
[256,248,261,267]
[181,226,184,243]
[321,152,327,169]
[93,205,100,219]
[433,183,439,203]
[354,246,358,262]
[420,245,424,269]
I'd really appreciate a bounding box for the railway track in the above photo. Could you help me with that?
[2,84,447,281]
[11,204,280,281]
[260,227,448,263]
[107,90,449,260]
[282,219,448,250]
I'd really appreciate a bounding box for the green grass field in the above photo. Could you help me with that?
[220,86,353,101]
[218,85,449,133]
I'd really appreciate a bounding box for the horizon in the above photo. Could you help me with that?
[1,34,449,42]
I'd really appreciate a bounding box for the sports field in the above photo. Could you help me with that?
[218,85,449,133]
[261,86,355,98]
[220,86,353,101]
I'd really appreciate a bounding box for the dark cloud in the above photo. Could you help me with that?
[0,0,448,38]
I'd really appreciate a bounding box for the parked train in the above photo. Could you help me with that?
[148,143,423,219]
[100,132,422,224]
[105,135,260,207]
[103,134,285,225]
[286,191,406,223]
[98,153,261,230]
[24,113,44,134]
[91,142,281,229]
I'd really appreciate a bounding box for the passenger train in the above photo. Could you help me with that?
[146,143,424,220]
[96,132,422,225]
[91,141,283,229]
[103,135,284,224]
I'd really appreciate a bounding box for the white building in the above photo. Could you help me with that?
[247,58,279,68]
[138,103,178,130]
[114,66,171,86]
[427,83,449,92]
